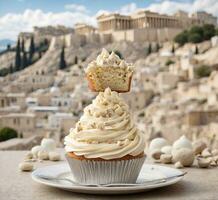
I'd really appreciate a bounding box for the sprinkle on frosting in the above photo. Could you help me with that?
[85,48,134,72]
[64,88,145,160]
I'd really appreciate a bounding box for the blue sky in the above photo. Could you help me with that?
[0,0,217,40]
[0,0,194,17]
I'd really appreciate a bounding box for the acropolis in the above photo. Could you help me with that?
[18,9,217,49]
[75,10,217,43]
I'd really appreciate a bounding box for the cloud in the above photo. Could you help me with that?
[119,3,138,15]
[0,9,96,40]
[146,0,218,16]
[65,4,88,13]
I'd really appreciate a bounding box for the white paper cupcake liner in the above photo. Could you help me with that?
[65,155,146,185]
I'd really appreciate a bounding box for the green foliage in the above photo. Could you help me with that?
[189,26,204,37]
[0,127,18,142]
[38,51,42,59]
[0,68,10,77]
[9,64,14,73]
[195,65,212,78]
[59,46,67,70]
[29,36,35,63]
[148,43,152,54]
[171,44,175,53]
[174,24,216,45]
[74,56,78,64]
[7,44,11,50]
[21,51,28,69]
[156,43,160,52]
[15,39,21,71]
[203,24,215,40]
[165,59,175,66]
[188,33,202,43]
[138,112,145,117]
[195,45,199,54]
[21,39,25,52]
[174,31,188,46]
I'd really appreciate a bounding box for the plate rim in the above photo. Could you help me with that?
[31,163,185,192]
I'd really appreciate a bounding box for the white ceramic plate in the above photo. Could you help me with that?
[32,163,185,194]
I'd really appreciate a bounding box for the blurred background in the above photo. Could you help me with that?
[0,0,218,150]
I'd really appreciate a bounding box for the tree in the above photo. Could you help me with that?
[148,43,152,54]
[29,36,35,63]
[174,31,188,46]
[0,127,18,142]
[171,43,175,53]
[38,51,42,59]
[59,46,67,70]
[21,51,28,69]
[156,43,160,52]
[74,56,78,64]
[203,24,215,40]
[7,44,11,50]
[188,33,202,43]
[195,45,199,54]
[189,26,204,38]
[195,65,211,78]
[21,39,25,52]
[15,39,21,71]
[9,64,14,73]
[165,59,175,66]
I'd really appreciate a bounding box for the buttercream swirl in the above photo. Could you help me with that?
[64,88,145,160]
[85,48,134,72]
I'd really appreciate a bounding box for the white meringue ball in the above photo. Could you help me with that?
[31,145,42,158]
[161,145,172,155]
[173,135,192,150]
[172,148,194,167]
[149,138,168,151]
[41,138,56,152]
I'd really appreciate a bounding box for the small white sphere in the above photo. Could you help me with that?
[49,152,61,161]
[174,161,183,169]
[19,162,34,171]
[173,135,192,150]
[149,138,168,152]
[160,154,172,164]
[38,150,49,160]
[41,138,56,152]
[161,145,172,155]
[172,148,194,167]
[31,145,42,158]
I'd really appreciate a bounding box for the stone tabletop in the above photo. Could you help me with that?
[0,150,218,200]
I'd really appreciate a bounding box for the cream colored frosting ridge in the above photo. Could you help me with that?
[64,88,145,160]
[85,48,134,72]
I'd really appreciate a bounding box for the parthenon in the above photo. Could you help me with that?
[96,10,217,33]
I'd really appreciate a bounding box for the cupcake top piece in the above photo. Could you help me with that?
[85,48,134,72]
[64,88,145,160]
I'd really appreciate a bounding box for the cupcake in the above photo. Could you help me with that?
[85,49,134,93]
[64,88,145,184]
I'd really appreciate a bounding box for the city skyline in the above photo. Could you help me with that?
[0,0,218,40]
